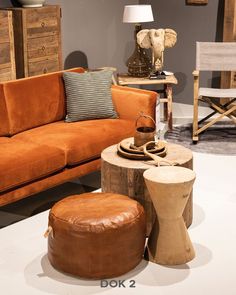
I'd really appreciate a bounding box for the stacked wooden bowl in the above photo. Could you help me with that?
[117,138,167,160]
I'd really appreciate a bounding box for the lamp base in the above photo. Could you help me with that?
[126,24,152,77]
[127,49,151,77]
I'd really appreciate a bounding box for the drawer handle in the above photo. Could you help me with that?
[41,46,45,51]
[43,68,47,74]
[41,22,46,28]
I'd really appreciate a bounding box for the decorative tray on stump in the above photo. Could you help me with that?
[117,138,167,160]
[116,113,175,166]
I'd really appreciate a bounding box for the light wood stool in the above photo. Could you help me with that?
[143,166,196,265]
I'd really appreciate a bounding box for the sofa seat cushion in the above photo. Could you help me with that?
[14,119,135,166]
[0,138,66,193]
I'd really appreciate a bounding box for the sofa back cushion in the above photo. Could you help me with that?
[1,68,84,135]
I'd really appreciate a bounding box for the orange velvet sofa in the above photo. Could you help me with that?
[0,68,157,206]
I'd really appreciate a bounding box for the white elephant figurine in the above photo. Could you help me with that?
[137,28,177,72]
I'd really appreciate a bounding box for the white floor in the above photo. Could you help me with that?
[161,102,223,125]
[0,151,236,295]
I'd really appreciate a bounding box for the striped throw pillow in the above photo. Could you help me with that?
[63,70,118,122]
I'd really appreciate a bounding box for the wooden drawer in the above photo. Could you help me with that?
[28,56,59,76]
[0,11,11,44]
[27,35,59,60]
[0,43,11,65]
[26,6,60,39]
[0,67,15,82]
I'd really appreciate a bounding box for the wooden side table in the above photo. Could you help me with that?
[117,74,178,130]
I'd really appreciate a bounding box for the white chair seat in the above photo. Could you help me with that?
[199,87,236,98]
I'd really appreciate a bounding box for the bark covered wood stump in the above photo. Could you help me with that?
[101,142,193,236]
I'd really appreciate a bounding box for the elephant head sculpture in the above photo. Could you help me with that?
[137,28,177,72]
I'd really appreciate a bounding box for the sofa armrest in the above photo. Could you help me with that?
[111,85,158,121]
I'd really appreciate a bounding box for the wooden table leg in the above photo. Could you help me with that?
[165,83,173,130]
[163,85,168,122]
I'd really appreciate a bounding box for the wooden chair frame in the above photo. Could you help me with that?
[192,42,236,142]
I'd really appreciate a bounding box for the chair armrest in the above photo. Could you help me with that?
[111,85,158,121]
[193,70,199,100]
[192,70,199,77]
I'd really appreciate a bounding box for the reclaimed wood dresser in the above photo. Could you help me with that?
[8,5,62,78]
[0,10,16,82]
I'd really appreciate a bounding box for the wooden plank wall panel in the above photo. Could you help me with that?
[0,10,16,82]
[221,0,236,89]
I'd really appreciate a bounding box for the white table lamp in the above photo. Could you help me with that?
[123,5,154,23]
[123,5,154,77]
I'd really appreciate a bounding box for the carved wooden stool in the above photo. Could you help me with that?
[143,166,196,265]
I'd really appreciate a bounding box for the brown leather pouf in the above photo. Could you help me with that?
[47,192,146,279]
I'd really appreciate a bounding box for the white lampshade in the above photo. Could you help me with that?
[123,5,154,23]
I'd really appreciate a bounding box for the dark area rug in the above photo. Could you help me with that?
[0,171,101,228]
[165,122,236,155]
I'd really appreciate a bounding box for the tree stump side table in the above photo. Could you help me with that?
[144,166,196,265]
[101,141,193,236]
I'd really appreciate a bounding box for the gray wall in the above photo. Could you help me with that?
[47,0,139,71]
[0,0,139,72]
[140,0,224,104]
[1,0,224,104]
